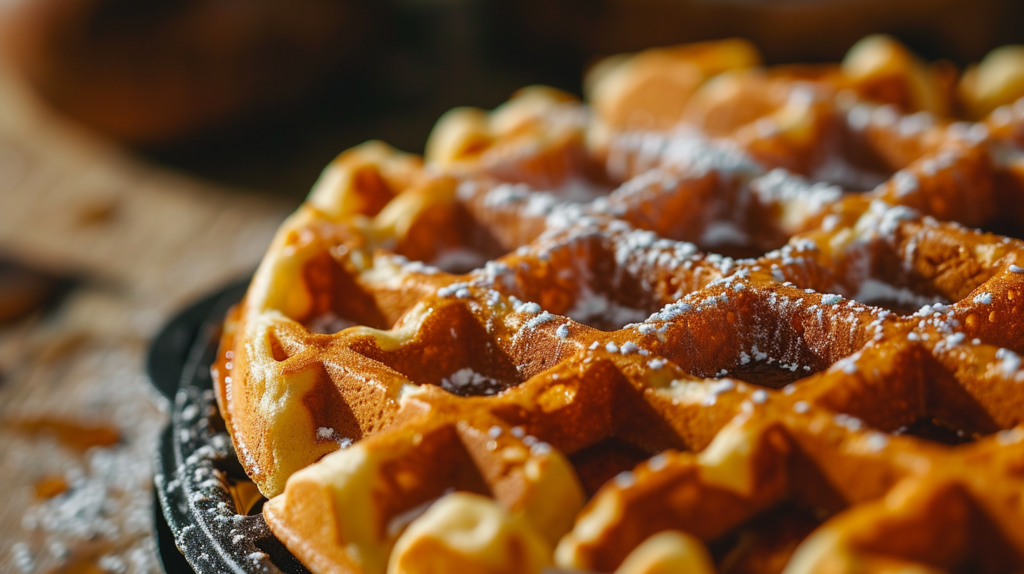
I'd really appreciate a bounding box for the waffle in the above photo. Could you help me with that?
[213,35,1024,573]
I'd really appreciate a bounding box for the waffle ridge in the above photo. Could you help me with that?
[214,36,1024,574]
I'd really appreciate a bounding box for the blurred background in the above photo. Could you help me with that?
[4,0,1024,197]
[1,1,1023,573]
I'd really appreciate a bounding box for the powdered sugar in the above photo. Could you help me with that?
[307,312,358,334]
[995,348,1022,379]
[440,368,505,396]
[565,288,648,330]
[891,170,919,197]
[853,279,948,312]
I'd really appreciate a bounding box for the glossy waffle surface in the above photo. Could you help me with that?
[214,36,1024,573]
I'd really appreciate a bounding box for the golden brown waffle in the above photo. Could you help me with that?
[214,35,1024,573]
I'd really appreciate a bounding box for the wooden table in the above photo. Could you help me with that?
[0,63,291,574]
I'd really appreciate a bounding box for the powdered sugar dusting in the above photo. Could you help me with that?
[440,368,506,396]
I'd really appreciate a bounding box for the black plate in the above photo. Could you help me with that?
[149,278,309,574]
[146,278,249,401]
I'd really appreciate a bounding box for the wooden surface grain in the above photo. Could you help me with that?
[0,62,291,574]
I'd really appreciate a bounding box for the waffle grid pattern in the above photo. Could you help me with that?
[215,36,1024,574]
